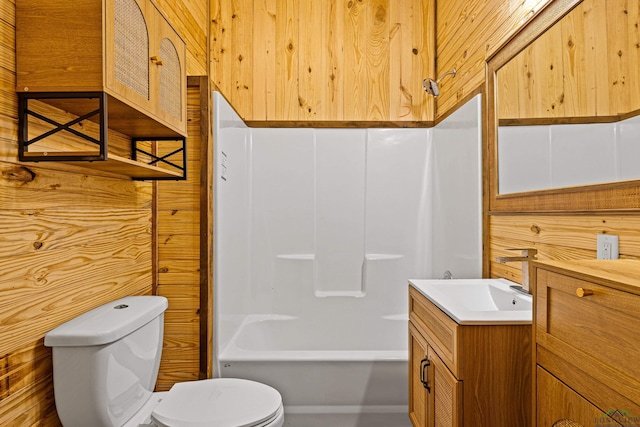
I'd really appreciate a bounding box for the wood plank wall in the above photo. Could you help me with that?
[435,0,551,120]
[209,0,558,123]
[210,0,435,124]
[498,0,640,122]
[0,0,209,424]
[155,77,212,391]
[489,214,640,284]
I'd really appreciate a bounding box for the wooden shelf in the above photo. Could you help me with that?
[21,151,182,180]
[63,153,183,180]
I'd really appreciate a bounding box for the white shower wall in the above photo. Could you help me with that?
[214,93,482,356]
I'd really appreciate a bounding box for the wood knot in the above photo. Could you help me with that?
[2,166,35,184]
[375,6,386,23]
[530,224,541,234]
[33,241,43,250]
[412,48,419,55]
[159,267,169,273]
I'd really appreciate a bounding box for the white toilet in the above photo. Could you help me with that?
[44,296,284,427]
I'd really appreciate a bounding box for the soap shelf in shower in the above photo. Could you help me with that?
[276,254,315,260]
[364,254,404,261]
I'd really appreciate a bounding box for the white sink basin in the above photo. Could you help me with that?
[409,278,532,325]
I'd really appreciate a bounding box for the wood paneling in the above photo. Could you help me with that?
[498,0,640,121]
[211,0,571,122]
[155,77,212,390]
[0,0,209,423]
[489,214,640,285]
[211,0,434,123]
[435,0,552,120]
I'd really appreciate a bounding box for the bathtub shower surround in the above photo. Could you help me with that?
[213,93,482,424]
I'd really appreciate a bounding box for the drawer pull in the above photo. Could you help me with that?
[576,288,593,298]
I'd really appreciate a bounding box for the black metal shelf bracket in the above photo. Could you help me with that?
[18,92,107,162]
[132,136,187,181]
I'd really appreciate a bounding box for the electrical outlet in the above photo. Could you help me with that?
[597,234,619,260]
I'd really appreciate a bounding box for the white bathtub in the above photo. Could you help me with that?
[219,314,409,423]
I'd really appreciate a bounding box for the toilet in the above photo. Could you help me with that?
[44,296,284,427]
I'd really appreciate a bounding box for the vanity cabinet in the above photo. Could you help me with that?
[408,285,531,427]
[15,0,187,179]
[533,260,640,427]
[409,322,461,427]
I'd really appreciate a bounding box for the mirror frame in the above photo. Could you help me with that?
[486,0,640,213]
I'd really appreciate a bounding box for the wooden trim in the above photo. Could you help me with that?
[244,120,435,128]
[488,209,640,216]
[486,0,582,66]
[620,107,640,121]
[486,0,640,213]
[498,115,620,127]
[481,81,491,279]
[188,76,214,380]
[152,180,159,296]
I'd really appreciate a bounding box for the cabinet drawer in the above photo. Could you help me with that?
[536,269,640,406]
[537,367,622,427]
[409,286,459,376]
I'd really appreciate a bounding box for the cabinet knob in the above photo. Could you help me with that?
[150,56,164,66]
[576,288,593,298]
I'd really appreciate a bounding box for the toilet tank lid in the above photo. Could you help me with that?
[44,296,168,347]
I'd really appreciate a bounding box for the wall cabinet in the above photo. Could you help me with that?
[16,0,187,179]
[408,286,531,427]
[533,260,640,427]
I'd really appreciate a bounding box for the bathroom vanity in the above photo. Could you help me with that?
[532,260,640,427]
[408,279,532,427]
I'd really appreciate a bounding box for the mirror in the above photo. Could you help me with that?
[487,0,640,211]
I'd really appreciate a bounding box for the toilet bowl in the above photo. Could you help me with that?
[44,296,284,427]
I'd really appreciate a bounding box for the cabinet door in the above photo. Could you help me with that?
[537,367,622,427]
[153,10,186,131]
[105,0,153,111]
[431,349,462,427]
[409,323,432,427]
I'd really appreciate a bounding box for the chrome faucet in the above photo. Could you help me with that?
[495,248,538,294]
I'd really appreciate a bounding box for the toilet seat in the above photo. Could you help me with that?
[150,378,283,427]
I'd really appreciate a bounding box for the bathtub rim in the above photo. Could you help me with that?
[218,313,409,363]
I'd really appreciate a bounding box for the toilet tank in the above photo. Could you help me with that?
[45,296,168,427]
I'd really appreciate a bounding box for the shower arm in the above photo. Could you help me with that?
[435,68,457,85]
